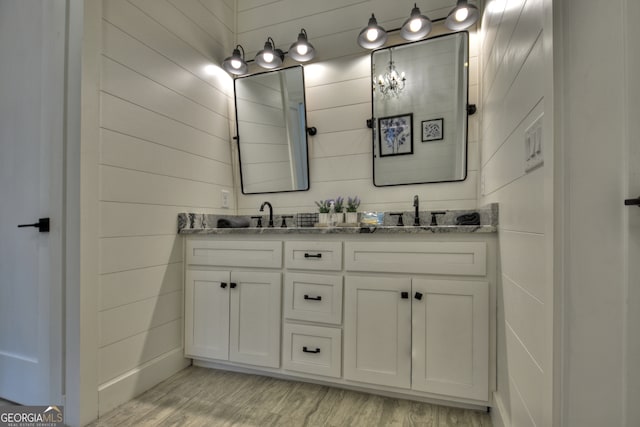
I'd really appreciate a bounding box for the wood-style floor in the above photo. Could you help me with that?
[90,366,492,427]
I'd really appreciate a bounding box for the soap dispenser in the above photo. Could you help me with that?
[328,201,337,227]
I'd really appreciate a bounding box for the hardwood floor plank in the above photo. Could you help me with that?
[90,367,492,427]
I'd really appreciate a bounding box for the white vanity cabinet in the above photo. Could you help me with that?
[183,232,496,407]
[184,239,282,368]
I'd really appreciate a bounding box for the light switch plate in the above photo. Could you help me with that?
[221,190,230,208]
[525,114,544,173]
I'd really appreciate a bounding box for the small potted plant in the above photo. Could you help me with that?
[345,196,360,225]
[315,199,331,225]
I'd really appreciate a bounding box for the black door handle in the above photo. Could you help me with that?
[302,346,320,354]
[625,197,640,207]
[304,295,322,301]
[17,217,50,233]
[414,292,423,301]
[220,282,228,289]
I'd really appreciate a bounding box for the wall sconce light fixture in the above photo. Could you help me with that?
[445,0,479,31]
[289,29,316,62]
[357,14,388,49]
[221,29,318,76]
[400,3,432,41]
[222,45,248,75]
[255,37,285,69]
[358,1,478,49]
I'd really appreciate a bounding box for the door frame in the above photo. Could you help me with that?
[64,0,100,425]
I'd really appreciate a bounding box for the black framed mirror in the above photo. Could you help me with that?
[235,65,310,194]
[372,32,469,186]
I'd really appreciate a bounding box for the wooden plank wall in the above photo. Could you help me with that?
[479,1,550,426]
[97,0,234,414]
[234,0,479,214]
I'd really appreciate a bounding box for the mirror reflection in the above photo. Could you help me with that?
[235,65,309,194]
[372,32,469,186]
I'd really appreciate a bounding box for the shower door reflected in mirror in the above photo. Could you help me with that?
[235,65,310,194]
[372,32,469,186]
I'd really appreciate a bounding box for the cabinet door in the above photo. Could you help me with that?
[229,271,281,368]
[184,270,230,360]
[344,275,411,388]
[411,278,489,401]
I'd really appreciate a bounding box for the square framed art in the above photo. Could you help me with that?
[378,113,413,157]
[421,118,444,142]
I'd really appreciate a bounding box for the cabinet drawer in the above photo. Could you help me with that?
[284,273,343,325]
[285,241,342,271]
[186,240,282,268]
[344,241,486,276]
[283,323,341,378]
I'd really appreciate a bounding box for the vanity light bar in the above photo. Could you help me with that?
[222,29,316,76]
[357,0,478,49]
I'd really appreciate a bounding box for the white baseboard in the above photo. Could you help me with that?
[491,392,511,427]
[97,348,190,416]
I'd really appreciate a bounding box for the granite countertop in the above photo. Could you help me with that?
[178,224,496,235]
[177,204,498,235]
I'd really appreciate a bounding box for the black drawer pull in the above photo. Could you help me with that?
[304,295,322,301]
[220,282,228,289]
[401,292,409,299]
[302,346,320,354]
[230,282,237,289]
[414,292,423,301]
[304,253,322,259]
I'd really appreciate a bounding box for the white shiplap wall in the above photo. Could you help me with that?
[479,0,552,426]
[234,0,479,214]
[96,0,234,414]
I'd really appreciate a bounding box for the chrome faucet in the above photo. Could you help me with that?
[260,201,274,227]
[413,195,420,226]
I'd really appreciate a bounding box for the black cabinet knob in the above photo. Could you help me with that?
[230,283,237,289]
[414,292,423,301]
[401,292,409,299]
[220,282,228,289]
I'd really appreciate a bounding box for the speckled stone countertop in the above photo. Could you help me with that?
[177,204,498,235]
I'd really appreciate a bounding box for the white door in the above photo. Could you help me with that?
[343,275,411,388]
[184,270,230,360]
[624,0,640,424]
[229,271,281,368]
[411,278,488,401]
[0,0,65,404]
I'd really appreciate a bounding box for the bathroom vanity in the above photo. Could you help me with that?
[179,214,497,409]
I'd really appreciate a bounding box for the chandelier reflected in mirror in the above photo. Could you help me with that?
[375,51,406,98]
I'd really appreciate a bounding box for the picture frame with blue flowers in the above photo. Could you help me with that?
[378,113,413,157]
